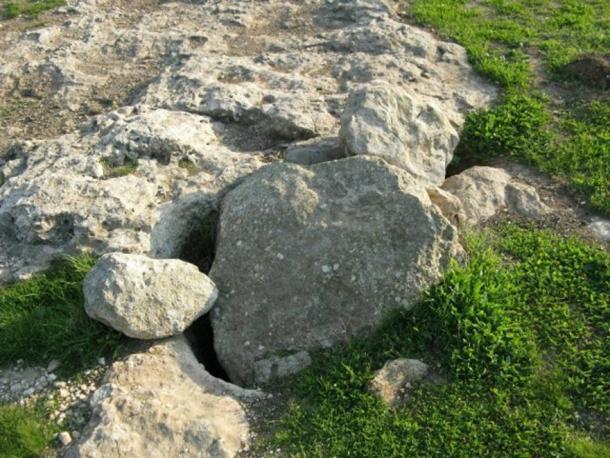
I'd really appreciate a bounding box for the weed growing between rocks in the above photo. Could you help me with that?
[100,157,139,179]
[252,227,609,456]
[402,0,610,215]
[0,256,124,377]
[1,0,66,19]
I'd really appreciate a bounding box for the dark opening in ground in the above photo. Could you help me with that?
[184,314,230,381]
[179,210,231,382]
[178,210,219,274]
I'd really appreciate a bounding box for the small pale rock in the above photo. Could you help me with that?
[23,388,35,397]
[588,218,610,243]
[47,360,61,373]
[369,358,431,407]
[340,81,459,186]
[59,431,73,446]
[441,166,548,225]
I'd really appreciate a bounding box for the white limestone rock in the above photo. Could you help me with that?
[340,82,459,186]
[368,358,435,407]
[441,166,549,225]
[66,337,262,458]
[84,253,218,339]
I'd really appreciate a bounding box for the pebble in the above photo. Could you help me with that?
[0,360,107,439]
[47,360,61,373]
[23,388,35,397]
[58,431,72,446]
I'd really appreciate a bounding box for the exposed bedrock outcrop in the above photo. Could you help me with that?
[209,156,462,386]
[0,0,505,454]
[0,0,495,284]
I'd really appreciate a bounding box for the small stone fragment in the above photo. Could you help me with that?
[59,431,73,446]
[368,358,433,407]
[47,360,61,373]
[588,218,610,243]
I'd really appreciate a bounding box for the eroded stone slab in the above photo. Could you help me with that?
[66,337,262,458]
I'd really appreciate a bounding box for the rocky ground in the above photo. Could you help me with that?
[0,0,608,457]
[0,358,107,448]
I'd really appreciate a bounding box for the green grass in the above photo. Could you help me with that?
[1,0,65,19]
[178,158,199,175]
[457,93,610,214]
[401,0,610,214]
[100,157,139,179]
[0,403,57,458]
[0,256,124,376]
[256,227,609,457]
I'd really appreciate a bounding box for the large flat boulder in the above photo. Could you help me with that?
[66,337,262,458]
[84,253,218,339]
[210,156,461,385]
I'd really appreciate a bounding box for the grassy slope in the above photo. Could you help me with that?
[260,227,609,457]
[402,0,609,214]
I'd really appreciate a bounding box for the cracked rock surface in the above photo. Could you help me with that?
[0,0,495,284]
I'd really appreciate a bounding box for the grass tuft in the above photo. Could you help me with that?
[0,403,57,458]
[0,256,124,376]
[100,157,139,179]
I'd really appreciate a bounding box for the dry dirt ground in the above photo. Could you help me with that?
[0,0,163,154]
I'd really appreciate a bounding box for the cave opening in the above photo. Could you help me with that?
[179,210,231,382]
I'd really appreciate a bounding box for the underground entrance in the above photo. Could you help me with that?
[179,209,231,382]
